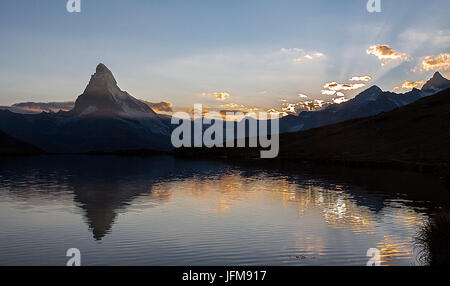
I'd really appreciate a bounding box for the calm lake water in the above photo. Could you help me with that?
[0,155,448,266]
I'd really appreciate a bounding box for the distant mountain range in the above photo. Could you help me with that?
[0,64,172,153]
[0,101,74,114]
[0,64,449,154]
[280,72,450,133]
[177,86,450,176]
[277,86,450,170]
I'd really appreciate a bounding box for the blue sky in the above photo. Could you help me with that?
[0,0,449,113]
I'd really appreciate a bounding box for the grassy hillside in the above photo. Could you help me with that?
[278,87,450,172]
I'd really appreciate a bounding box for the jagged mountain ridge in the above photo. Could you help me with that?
[70,64,158,118]
[277,86,450,169]
[280,72,450,133]
[422,72,450,92]
[1,66,449,153]
[0,64,172,153]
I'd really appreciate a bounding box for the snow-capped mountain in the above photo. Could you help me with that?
[0,64,173,153]
[421,72,450,93]
[280,72,450,133]
[0,65,448,153]
[68,63,170,135]
[71,64,159,118]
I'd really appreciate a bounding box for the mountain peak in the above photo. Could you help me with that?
[432,71,445,79]
[70,64,158,118]
[353,85,383,103]
[366,85,383,93]
[422,71,450,91]
[96,63,111,74]
[84,63,118,95]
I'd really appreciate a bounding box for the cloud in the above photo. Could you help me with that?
[181,107,212,118]
[320,80,364,105]
[273,86,354,115]
[142,100,173,113]
[349,76,372,82]
[366,45,409,66]
[180,102,265,121]
[273,97,338,115]
[392,80,425,92]
[202,92,230,101]
[304,52,324,60]
[282,103,297,113]
[293,52,324,63]
[284,100,331,113]
[323,82,366,91]
[280,48,304,54]
[412,53,450,72]
[298,93,309,98]
[220,103,246,109]
[11,101,75,113]
[281,48,325,64]
[332,97,350,104]
[321,90,336,95]
[219,102,263,115]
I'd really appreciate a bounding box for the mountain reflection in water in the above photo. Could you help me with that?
[0,155,448,266]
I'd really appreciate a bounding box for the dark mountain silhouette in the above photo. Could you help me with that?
[70,64,160,119]
[0,130,43,155]
[0,64,172,153]
[280,72,450,133]
[277,87,450,171]
[422,72,450,92]
[177,87,450,176]
[1,67,448,154]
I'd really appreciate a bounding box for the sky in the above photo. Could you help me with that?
[0,0,449,114]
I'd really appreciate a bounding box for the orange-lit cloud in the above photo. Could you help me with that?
[11,101,74,113]
[349,76,372,82]
[275,99,332,115]
[219,102,261,113]
[181,106,212,117]
[320,80,362,105]
[366,45,409,66]
[202,92,230,101]
[413,53,450,72]
[218,103,266,120]
[271,93,334,115]
[141,100,173,113]
[392,80,425,92]
[323,82,366,91]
